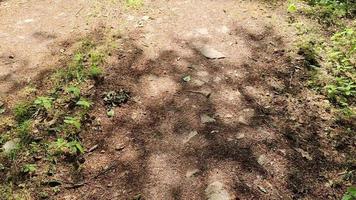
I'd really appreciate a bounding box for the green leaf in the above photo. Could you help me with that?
[287,3,297,13]
[64,117,81,130]
[107,109,115,117]
[75,142,84,154]
[22,164,37,173]
[343,187,356,200]
[342,194,352,200]
[182,75,191,82]
[347,187,356,195]
[66,86,81,97]
[76,98,92,109]
[34,96,54,110]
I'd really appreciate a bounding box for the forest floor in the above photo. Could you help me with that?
[0,0,354,199]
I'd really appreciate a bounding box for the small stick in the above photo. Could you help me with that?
[75,7,84,17]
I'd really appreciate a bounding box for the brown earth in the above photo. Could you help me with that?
[0,0,353,199]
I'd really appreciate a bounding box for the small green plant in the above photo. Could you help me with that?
[89,51,103,65]
[13,102,35,122]
[34,96,54,110]
[29,142,40,155]
[50,138,84,155]
[125,0,143,8]
[343,186,356,200]
[21,164,37,174]
[66,86,81,98]
[107,109,115,117]
[89,64,103,78]
[304,0,356,26]
[76,98,92,109]
[326,78,356,106]
[67,140,84,154]
[288,3,298,13]
[50,138,67,154]
[63,116,81,130]
[17,120,32,142]
[65,53,85,81]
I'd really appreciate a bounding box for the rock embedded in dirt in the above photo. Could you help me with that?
[257,185,268,194]
[185,169,200,178]
[257,154,267,165]
[201,114,216,124]
[295,148,313,161]
[142,16,150,21]
[2,138,20,154]
[195,28,209,35]
[199,45,226,59]
[0,101,5,114]
[182,75,191,82]
[115,144,125,151]
[236,132,245,139]
[182,131,198,144]
[237,108,255,125]
[217,26,230,34]
[205,181,232,200]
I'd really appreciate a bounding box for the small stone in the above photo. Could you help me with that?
[182,75,191,82]
[182,131,198,144]
[201,114,216,124]
[195,28,209,35]
[295,148,313,161]
[185,169,200,178]
[237,108,255,125]
[127,15,135,21]
[192,79,205,87]
[205,181,231,200]
[199,45,226,59]
[257,154,267,165]
[213,76,222,83]
[257,185,268,193]
[2,138,20,154]
[236,133,245,139]
[142,16,150,21]
[115,144,125,151]
[278,149,287,156]
[218,26,230,34]
[198,88,212,97]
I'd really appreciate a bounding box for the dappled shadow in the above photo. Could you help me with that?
[26,25,348,199]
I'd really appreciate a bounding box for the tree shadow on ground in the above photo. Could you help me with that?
[55,25,348,200]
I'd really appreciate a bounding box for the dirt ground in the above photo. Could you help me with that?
[0,0,353,199]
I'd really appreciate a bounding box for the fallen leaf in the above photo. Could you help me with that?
[182,75,191,82]
[295,148,313,161]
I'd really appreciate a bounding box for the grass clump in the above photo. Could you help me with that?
[306,27,356,117]
[13,102,35,123]
[89,64,103,78]
[49,138,84,155]
[34,96,54,110]
[304,0,356,26]
[0,36,112,198]
[125,0,143,8]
